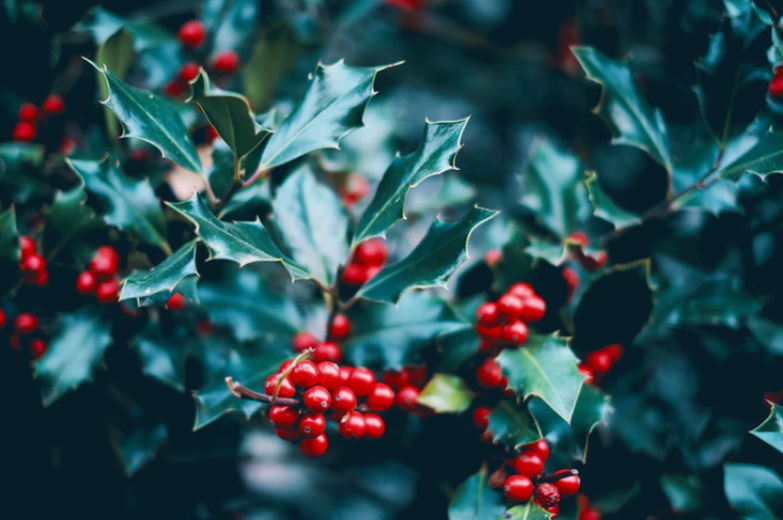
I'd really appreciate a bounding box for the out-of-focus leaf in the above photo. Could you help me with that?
[204,0,259,60]
[114,420,167,476]
[747,316,783,355]
[120,240,199,304]
[718,127,783,181]
[134,325,187,392]
[43,187,97,260]
[751,403,783,455]
[96,27,134,138]
[504,503,554,520]
[724,463,783,520]
[448,466,507,520]
[585,171,640,228]
[487,401,541,449]
[0,207,20,295]
[418,374,474,413]
[436,326,480,373]
[660,474,704,513]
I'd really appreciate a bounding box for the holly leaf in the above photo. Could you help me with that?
[353,118,469,243]
[35,310,113,406]
[189,69,271,159]
[498,333,586,423]
[271,167,349,286]
[204,0,259,60]
[724,463,783,520]
[573,46,671,171]
[67,157,170,253]
[747,316,783,355]
[43,187,97,260]
[751,403,783,455]
[0,207,20,295]
[418,374,474,413]
[89,60,202,173]
[660,474,704,513]
[119,240,199,304]
[115,421,167,476]
[437,326,480,373]
[448,467,507,520]
[134,325,187,392]
[358,206,498,303]
[487,401,541,449]
[584,171,640,228]
[258,61,396,169]
[504,503,554,520]
[717,126,783,181]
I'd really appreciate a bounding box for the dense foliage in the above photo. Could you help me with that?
[2,0,783,518]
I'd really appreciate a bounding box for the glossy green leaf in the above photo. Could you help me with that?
[498,334,586,423]
[89,60,202,172]
[258,61,395,169]
[358,206,498,303]
[271,167,348,285]
[67,157,170,253]
[751,403,783,455]
[717,127,783,181]
[36,310,113,406]
[585,171,640,228]
[96,27,134,138]
[418,374,474,413]
[204,0,259,60]
[120,240,199,303]
[353,118,469,243]
[448,467,507,520]
[43,187,97,260]
[487,401,541,449]
[724,463,783,520]
[504,503,554,520]
[0,207,20,295]
[573,46,671,170]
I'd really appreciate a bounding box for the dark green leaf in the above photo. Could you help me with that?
[134,325,187,392]
[504,503,554,520]
[43,187,97,260]
[717,127,783,181]
[0,142,44,167]
[418,374,474,413]
[487,401,541,449]
[751,403,783,455]
[0,207,20,295]
[96,27,135,138]
[448,467,507,520]
[114,420,167,476]
[120,240,199,304]
[437,326,480,373]
[724,463,783,520]
[585,171,640,228]
[660,474,704,513]
[204,0,259,59]
[747,316,783,355]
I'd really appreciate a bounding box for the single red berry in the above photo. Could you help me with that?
[497,293,524,321]
[292,331,319,352]
[298,412,326,438]
[291,360,319,388]
[476,323,502,341]
[339,365,353,384]
[581,251,607,271]
[366,383,395,412]
[303,385,332,411]
[535,482,560,508]
[312,341,342,363]
[520,295,546,322]
[264,373,296,398]
[91,246,120,277]
[331,385,358,413]
[279,360,294,372]
[60,137,78,155]
[299,433,328,457]
[20,252,45,273]
[544,503,560,516]
[178,20,206,49]
[578,363,595,385]
[569,231,589,247]
[18,103,38,121]
[317,361,341,389]
[396,385,420,410]
[166,292,186,311]
[365,265,382,280]
[348,367,377,396]
[13,121,36,142]
[268,405,298,427]
[30,338,47,360]
[31,270,48,286]
[484,248,502,267]
[179,62,200,82]
[211,50,239,75]
[164,79,187,97]
[503,475,534,502]
[563,267,579,302]
[354,239,388,267]
[0,309,6,329]
[330,314,351,339]
[513,454,544,477]
[524,439,551,461]
[339,410,367,439]
[42,94,64,114]
[553,470,580,496]
[339,173,370,207]
[382,369,410,389]
[586,350,612,375]
[579,509,602,520]
[96,280,120,304]
[507,282,535,300]
[364,413,386,438]
[274,427,300,442]
[472,405,491,430]
[19,236,36,257]
[14,313,38,334]
[476,302,499,326]
[604,343,623,363]
[406,365,428,387]
[341,262,367,285]
[476,358,504,388]
[502,320,528,345]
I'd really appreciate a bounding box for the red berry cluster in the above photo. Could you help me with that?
[341,238,388,286]
[290,316,349,364]
[578,343,623,384]
[770,65,783,97]
[265,357,396,456]
[12,95,65,143]
[338,173,370,208]
[76,246,121,304]
[19,236,48,286]
[568,232,607,271]
[381,364,429,411]
[1,310,47,360]
[166,20,240,96]
[578,495,603,520]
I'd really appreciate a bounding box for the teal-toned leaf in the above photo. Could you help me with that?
[114,420,167,476]
[89,60,202,173]
[67,157,170,253]
[724,463,783,520]
[120,240,199,303]
[660,474,704,513]
[189,69,271,159]
[747,316,783,355]
[498,334,586,423]
[675,178,740,215]
[487,401,541,449]
[134,325,187,392]
[418,374,474,413]
[204,0,259,59]
[437,326,480,373]
[573,46,672,170]
[271,167,348,285]
[353,118,469,243]
[258,61,395,169]
[717,127,783,181]
[521,139,591,238]
[752,403,783,455]
[504,503,554,520]
[96,27,135,139]
[448,467,507,520]
[358,206,498,303]
[0,142,44,167]
[584,171,640,228]
[35,310,113,406]
[524,236,567,266]
[43,187,97,260]
[0,207,20,295]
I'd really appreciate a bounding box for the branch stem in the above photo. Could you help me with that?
[225,377,300,407]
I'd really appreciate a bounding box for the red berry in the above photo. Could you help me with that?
[60,137,77,155]
[312,341,342,363]
[166,292,186,311]
[14,313,38,334]
[553,470,580,496]
[364,413,386,438]
[365,265,382,280]
[18,103,38,121]
[535,482,560,508]
[476,323,502,341]
[317,361,341,389]
[31,269,48,286]
[581,251,607,271]
[179,62,200,82]
[520,295,546,322]
[91,246,120,277]
[30,338,47,360]
[382,369,410,389]
[292,331,319,352]
[299,433,328,457]
[178,20,206,49]
[354,239,388,267]
[268,405,298,427]
[331,385,358,413]
[406,365,428,387]
[484,248,502,267]
[76,271,96,294]
[298,412,326,437]
[524,439,550,461]
[476,302,499,326]
[212,50,239,75]
[544,503,560,516]
[42,95,65,114]
[578,363,595,385]
[348,367,376,396]
[289,360,318,388]
[339,173,370,207]
[396,385,420,410]
[507,282,535,300]
[264,373,296,398]
[366,383,395,412]
[339,365,353,384]
[330,314,351,339]
[579,509,602,520]
[96,280,120,304]
[341,262,367,285]
[497,294,524,321]
[513,454,544,477]
[501,320,528,345]
[164,79,187,97]
[569,232,589,247]
[604,343,623,363]
[19,236,36,257]
[0,309,6,329]
[279,360,294,372]
[275,427,300,441]
[472,405,491,430]
[303,385,332,411]
[586,350,612,375]
[476,358,504,388]
[13,121,36,142]
[339,410,367,439]
[20,252,45,273]
[563,267,579,301]
[503,475,534,502]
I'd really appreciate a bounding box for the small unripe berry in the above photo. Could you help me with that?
[535,482,560,508]
[348,367,376,396]
[19,236,36,257]
[166,292,186,311]
[501,320,528,345]
[178,20,206,49]
[264,373,296,398]
[396,385,420,410]
[298,412,326,438]
[14,313,38,334]
[292,331,319,352]
[476,302,499,326]
[268,405,298,427]
[317,361,341,389]
[472,405,491,430]
[520,295,546,322]
[303,385,332,411]
[291,360,319,388]
[503,475,533,502]
[312,341,342,363]
[586,350,612,375]
[513,454,544,477]
[354,239,388,266]
[13,121,36,142]
[364,413,386,438]
[30,338,47,360]
[76,271,96,294]
[341,262,367,285]
[96,280,120,304]
[179,62,200,82]
[331,385,358,413]
[211,50,239,75]
[497,294,524,321]
[299,433,328,457]
[476,358,504,388]
[553,470,580,496]
[330,313,351,339]
[507,282,535,300]
[366,383,395,412]
[275,427,300,442]
[339,410,366,439]
[42,95,65,114]
[18,103,38,121]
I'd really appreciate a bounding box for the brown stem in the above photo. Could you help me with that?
[224,377,300,407]
[213,178,241,215]
[537,469,579,484]
[241,167,269,187]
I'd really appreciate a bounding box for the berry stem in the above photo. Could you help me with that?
[537,469,579,484]
[225,377,300,406]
